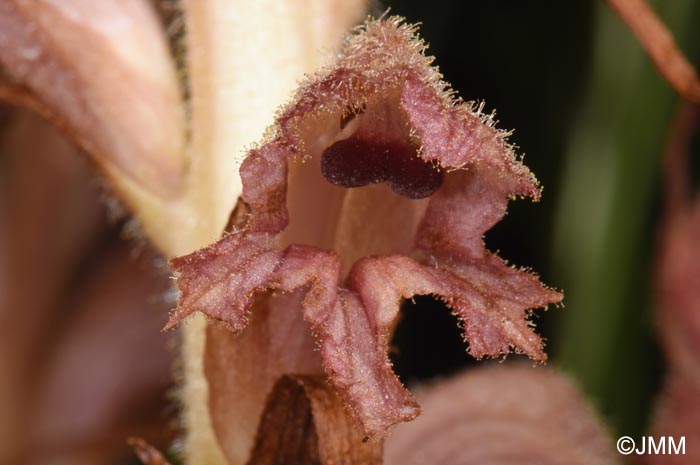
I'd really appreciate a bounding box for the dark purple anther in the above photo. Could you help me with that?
[321,135,443,199]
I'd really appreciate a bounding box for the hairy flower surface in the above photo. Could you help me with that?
[167,16,562,453]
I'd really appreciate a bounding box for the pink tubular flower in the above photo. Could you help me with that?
[167,16,562,445]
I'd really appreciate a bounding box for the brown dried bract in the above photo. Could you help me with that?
[247,375,382,465]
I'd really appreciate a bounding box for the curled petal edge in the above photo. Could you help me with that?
[169,231,560,438]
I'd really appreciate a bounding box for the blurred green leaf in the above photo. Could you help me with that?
[552,0,700,436]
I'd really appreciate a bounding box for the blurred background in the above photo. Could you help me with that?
[386,0,700,440]
[0,0,698,464]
